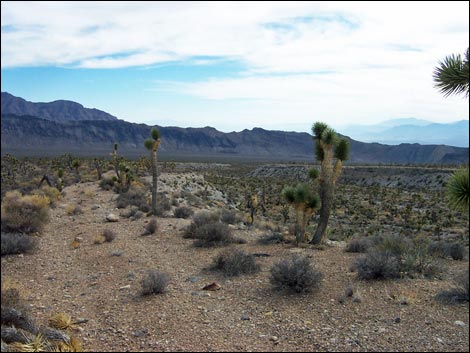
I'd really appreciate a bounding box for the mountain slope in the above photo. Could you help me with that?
[2,113,468,164]
[1,92,118,122]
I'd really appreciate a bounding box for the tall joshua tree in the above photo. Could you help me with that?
[144,127,161,216]
[310,122,349,244]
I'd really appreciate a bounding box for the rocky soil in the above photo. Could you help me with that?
[1,173,469,352]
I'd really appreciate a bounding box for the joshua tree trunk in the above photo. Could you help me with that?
[151,146,158,216]
[311,184,333,244]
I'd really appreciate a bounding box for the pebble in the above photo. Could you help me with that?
[454,320,465,327]
[241,315,250,321]
[269,336,279,342]
[106,213,119,222]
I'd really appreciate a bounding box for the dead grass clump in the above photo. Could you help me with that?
[49,313,74,330]
[1,191,50,234]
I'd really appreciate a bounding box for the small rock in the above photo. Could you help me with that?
[454,320,465,327]
[269,336,279,342]
[91,204,100,210]
[119,285,131,290]
[241,315,250,321]
[394,317,401,323]
[106,213,119,222]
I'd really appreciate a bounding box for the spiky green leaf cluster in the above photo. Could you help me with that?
[151,127,161,141]
[308,168,319,180]
[334,138,350,161]
[433,48,469,98]
[144,139,154,150]
[312,122,328,139]
[446,168,469,212]
[282,183,320,211]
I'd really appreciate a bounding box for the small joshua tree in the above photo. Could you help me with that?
[144,127,161,216]
[282,182,320,245]
[310,122,349,244]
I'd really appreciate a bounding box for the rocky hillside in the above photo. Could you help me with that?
[1,92,117,122]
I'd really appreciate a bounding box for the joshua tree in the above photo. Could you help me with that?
[446,168,469,212]
[144,127,161,216]
[433,49,469,212]
[310,122,349,244]
[282,182,320,245]
[433,48,469,98]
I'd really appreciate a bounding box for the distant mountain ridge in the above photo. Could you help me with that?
[341,118,469,147]
[1,92,118,122]
[1,93,468,164]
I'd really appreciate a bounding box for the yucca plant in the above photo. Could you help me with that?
[48,313,74,331]
[446,168,469,212]
[310,122,350,244]
[10,333,48,352]
[144,127,161,216]
[433,48,469,98]
[282,182,320,244]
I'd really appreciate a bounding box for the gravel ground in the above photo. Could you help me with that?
[1,179,468,352]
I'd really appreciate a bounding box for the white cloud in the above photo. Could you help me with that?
[1,1,468,129]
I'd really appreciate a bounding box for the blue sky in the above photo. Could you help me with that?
[1,1,469,133]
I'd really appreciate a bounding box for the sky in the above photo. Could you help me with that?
[1,1,469,133]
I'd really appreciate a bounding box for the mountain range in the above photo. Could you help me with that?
[1,92,468,164]
[340,118,469,147]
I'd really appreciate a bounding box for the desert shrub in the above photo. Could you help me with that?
[258,232,285,245]
[352,249,401,280]
[142,218,158,235]
[155,192,172,217]
[102,229,116,243]
[1,191,50,234]
[436,269,469,304]
[194,222,244,247]
[174,206,194,219]
[99,177,115,191]
[184,211,220,239]
[1,284,38,334]
[448,243,466,260]
[1,233,38,256]
[212,249,260,277]
[141,270,170,295]
[31,186,61,207]
[270,255,323,294]
[345,237,373,253]
[376,234,411,257]
[220,209,241,224]
[116,187,150,212]
[65,204,83,216]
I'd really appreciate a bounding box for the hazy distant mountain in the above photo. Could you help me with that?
[341,118,469,147]
[1,92,118,122]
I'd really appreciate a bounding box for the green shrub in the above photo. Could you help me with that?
[116,188,149,212]
[270,255,323,293]
[258,232,285,245]
[220,209,241,225]
[212,249,260,277]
